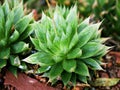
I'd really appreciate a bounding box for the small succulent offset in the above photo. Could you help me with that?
[23,6,109,86]
[0,0,34,72]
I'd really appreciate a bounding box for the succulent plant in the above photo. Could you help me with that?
[23,5,109,86]
[0,0,34,72]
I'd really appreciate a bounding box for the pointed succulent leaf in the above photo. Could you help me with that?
[38,41,52,54]
[96,46,109,57]
[8,66,17,77]
[0,59,7,69]
[10,55,21,66]
[77,17,90,33]
[77,23,101,48]
[75,61,89,76]
[19,24,34,40]
[67,48,82,59]
[0,47,10,59]
[53,9,66,33]
[30,37,41,51]
[23,52,55,66]
[90,22,102,40]
[52,54,64,63]
[0,6,5,39]
[94,45,107,56]
[81,42,103,58]
[2,0,10,17]
[7,0,20,8]
[15,13,33,34]
[11,41,29,54]
[13,2,24,24]
[34,22,47,43]
[60,33,69,54]
[46,30,53,49]
[9,30,19,43]
[69,32,79,50]
[41,12,51,24]
[53,35,60,47]
[78,75,87,83]
[82,58,103,70]
[63,59,76,72]
[70,73,76,86]
[36,66,50,74]
[61,71,72,85]
[0,39,7,47]
[18,62,27,70]
[49,63,63,81]
[5,10,14,38]
[66,5,77,29]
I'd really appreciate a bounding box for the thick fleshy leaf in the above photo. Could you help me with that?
[49,63,63,81]
[61,71,72,85]
[92,78,120,86]
[82,58,103,70]
[10,55,21,66]
[13,2,24,24]
[78,75,87,83]
[66,5,77,29]
[34,22,47,43]
[46,31,60,55]
[67,48,82,59]
[46,30,52,48]
[52,54,63,63]
[0,39,7,47]
[23,52,55,66]
[63,59,76,72]
[2,0,10,17]
[38,41,50,53]
[36,66,50,73]
[70,73,76,86]
[53,35,60,48]
[69,32,78,50]
[0,59,7,69]
[19,24,34,40]
[90,22,102,40]
[30,37,40,51]
[0,6,5,39]
[18,62,27,70]
[0,47,10,59]
[53,9,66,34]
[95,45,109,57]
[77,23,101,48]
[75,61,89,76]
[15,13,33,34]
[9,30,20,43]
[77,17,90,33]
[11,0,20,7]
[11,41,29,54]
[5,10,14,38]
[60,33,69,53]
[8,66,17,77]
[81,42,103,58]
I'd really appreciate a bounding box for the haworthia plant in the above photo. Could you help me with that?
[0,0,35,72]
[23,5,109,86]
